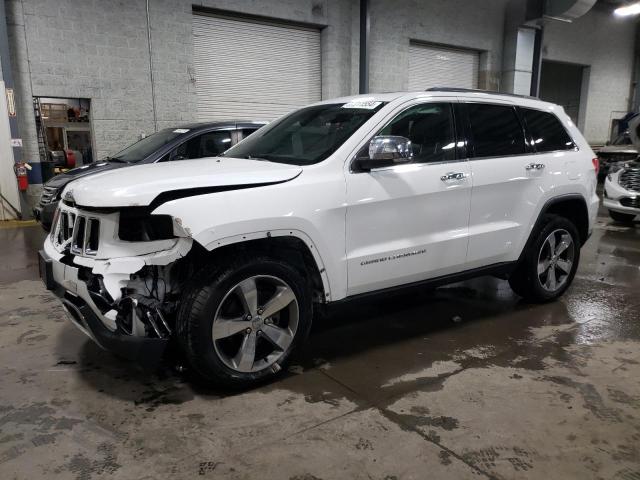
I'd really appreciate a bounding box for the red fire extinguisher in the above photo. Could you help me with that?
[14,162,30,192]
[65,149,76,169]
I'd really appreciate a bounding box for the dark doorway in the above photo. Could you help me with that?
[539,60,585,127]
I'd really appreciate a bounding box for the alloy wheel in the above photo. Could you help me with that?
[212,275,299,373]
[537,228,575,292]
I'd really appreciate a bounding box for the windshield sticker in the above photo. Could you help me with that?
[342,99,382,110]
[173,128,190,134]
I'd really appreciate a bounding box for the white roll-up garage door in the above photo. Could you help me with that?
[408,42,480,91]
[192,13,321,122]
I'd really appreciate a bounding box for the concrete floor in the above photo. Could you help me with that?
[0,209,639,480]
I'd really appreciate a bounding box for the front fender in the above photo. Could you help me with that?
[151,177,348,301]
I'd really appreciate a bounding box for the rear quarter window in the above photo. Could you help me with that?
[521,108,576,152]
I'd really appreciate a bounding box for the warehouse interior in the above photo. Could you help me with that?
[0,0,639,479]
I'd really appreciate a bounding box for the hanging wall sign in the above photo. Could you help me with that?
[5,88,16,117]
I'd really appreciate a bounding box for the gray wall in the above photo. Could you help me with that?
[4,0,639,189]
[5,0,514,167]
[7,0,156,167]
[543,5,637,143]
[5,0,358,170]
[368,0,510,92]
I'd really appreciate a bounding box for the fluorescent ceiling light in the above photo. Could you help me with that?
[615,3,640,16]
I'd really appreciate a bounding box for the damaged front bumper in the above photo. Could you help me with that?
[40,232,192,367]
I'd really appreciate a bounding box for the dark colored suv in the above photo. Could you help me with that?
[34,121,265,230]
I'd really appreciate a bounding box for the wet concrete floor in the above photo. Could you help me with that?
[0,208,638,479]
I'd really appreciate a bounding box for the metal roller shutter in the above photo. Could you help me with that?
[408,43,480,91]
[192,13,321,122]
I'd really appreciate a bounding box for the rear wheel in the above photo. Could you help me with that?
[177,256,312,388]
[608,210,636,223]
[509,215,580,303]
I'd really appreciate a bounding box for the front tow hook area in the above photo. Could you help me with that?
[39,249,169,369]
[62,295,169,369]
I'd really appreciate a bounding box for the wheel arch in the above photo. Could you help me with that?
[193,229,331,303]
[524,194,590,257]
[541,194,590,246]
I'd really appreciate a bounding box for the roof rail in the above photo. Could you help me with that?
[425,87,537,100]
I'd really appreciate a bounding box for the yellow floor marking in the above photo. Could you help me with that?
[0,220,39,229]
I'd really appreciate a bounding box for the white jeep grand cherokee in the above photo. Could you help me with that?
[40,89,599,387]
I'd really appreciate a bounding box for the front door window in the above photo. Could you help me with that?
[377,103,457,163]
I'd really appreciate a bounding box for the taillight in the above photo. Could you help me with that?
[592,157,600,175]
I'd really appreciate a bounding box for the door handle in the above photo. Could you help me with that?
[440,172,467,181]
[525,163,545,171]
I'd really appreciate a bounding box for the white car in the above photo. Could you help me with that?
[40,89,599,387]
[604,162,640,223]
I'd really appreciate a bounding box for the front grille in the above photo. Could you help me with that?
[620,197,640,209]
[54,210,100,256]
[619,168,640,193]
[39,186,58,206]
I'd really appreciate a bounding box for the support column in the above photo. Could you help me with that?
[630,22,640,113]
[530,27,544,97]
[0,0,24,219]
[358,0,369,94]
[502,26,538,96]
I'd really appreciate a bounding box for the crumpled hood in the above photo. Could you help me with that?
[63,157,303,208]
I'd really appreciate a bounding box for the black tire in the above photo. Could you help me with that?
[608,210,636,223]
[176,255,312,388]
[509,214,580,303]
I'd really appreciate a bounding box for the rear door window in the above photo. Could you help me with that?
[467,103,526,158]
[521,108,576,152]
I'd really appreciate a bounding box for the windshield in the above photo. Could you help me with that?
[112,128,189,162]
[221,102,386,165]
[612,133,632,146]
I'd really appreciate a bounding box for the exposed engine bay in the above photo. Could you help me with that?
[86,264,183,340]
[45,201,196,342]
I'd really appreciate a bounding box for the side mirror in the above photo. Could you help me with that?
[354,136,414,172]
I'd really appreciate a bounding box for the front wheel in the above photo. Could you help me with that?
[608,210,637,223]
[509,215,580,303]
[177,255,312,388]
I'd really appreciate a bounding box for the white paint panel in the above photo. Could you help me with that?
[192,13,321,122]
[408,43,479,91]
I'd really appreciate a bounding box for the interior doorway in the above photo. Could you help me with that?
[539,60,587,129]
[33,97,94,179]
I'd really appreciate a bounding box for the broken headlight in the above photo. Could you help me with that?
[118,210,175,242]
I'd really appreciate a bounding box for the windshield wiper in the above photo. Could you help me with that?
[244,155,270,162]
